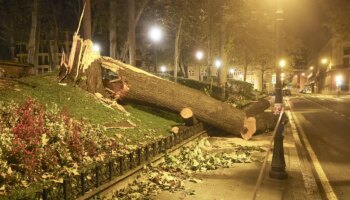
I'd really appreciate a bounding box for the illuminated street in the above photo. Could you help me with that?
[288,95,350,199]
[1,0,350,199]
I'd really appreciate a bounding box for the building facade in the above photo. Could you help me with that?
[308,35,350,94]
[185,65,265,91]
[15,31,73,74]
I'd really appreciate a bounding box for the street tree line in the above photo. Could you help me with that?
[0,0,315,87]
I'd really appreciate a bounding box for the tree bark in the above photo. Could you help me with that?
[109,0,118,59]
[128,0,136,66]
[218,11,227,87]
[243,62,248,82]
[241,112,278,140]
[100,57,246,136]
[243,98,270,117]
[34,21,41,69]
[82,0,92,40]
[27,0,39,65]
[119,0,150,62]
[174,19,183,81]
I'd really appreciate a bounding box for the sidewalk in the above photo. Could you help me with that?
[155,113,321,200]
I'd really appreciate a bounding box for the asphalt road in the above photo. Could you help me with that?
[288,95,350,200]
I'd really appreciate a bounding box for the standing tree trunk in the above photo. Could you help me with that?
[82,0,92,40]
[109,0,118,59]
[48,0,59,71]
[174,19,182,81]
[34,21,41,70]
[243,62,248,82]
[261,67,265,92]
[128,0,136,66]
[119,0,150,62]
[218,6,227,87]
[27,0,39,65]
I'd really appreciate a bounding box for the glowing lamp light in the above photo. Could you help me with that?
[149,26,162,43]
[160,66,167,73]
[214,59,222,68]
[301,73,305,76]
[336,75,343,87]
[229,68,235,74]
[321,58,328,64]
[93,43,101,52]
[196,51,204,60]
[310,66,314,70]
[279,59,286,68]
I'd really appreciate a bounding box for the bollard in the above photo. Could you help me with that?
[269,112,288,179]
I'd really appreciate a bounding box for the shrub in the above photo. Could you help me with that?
[0,99,120,195]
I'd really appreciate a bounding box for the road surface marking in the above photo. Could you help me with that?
[285,107,322,199]
[286,100,338,200]
[303,97,348,119]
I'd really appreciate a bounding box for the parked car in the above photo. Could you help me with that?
[282,89,292,96]
[299,86,312,94]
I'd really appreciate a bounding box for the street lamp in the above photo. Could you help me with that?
[269,0,288,182]
[336,75,343,97]
[215,59,222,68]
[229,68,235,75]
[196,51,204,81]
[321,58,328,65]
[279,59,286,68]
[160,65,167,74]
[149,26,162,73]
[196,51,204,60]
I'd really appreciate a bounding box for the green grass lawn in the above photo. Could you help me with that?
[0,74,181,143]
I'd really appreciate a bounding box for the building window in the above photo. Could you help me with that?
[200,69,207,76]
[188,69,195,77]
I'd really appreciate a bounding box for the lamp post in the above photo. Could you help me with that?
[269,0,288,180]
[149,26,162,73]
[274,1,284,112]
[196,51,204,81]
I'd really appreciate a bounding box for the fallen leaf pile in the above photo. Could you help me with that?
[112,138,266,199]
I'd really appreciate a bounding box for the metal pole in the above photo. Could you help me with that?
[274,0,284,112]
[269,112,288,179]
[154,45,158,73]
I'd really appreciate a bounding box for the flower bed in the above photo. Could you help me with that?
[0,99,123,197]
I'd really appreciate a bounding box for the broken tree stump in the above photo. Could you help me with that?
[180,107,199,126]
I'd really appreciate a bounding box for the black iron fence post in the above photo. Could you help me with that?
[269,112,288,179]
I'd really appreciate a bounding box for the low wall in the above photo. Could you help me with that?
[0,61,34,78]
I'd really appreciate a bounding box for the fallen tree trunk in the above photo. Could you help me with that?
[241,111,278,140]
[58,35,276,138]
[243,98,271,117]
[100,57,246,136]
